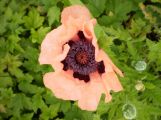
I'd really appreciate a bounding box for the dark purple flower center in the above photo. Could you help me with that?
[75,51,88,65]
[61,31,105,82]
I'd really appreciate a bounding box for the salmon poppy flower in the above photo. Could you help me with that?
[39,5,124,111]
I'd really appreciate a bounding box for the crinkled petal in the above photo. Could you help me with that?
[61,5,91,25]
[39,25,77,71]
[96,50,123,92]
[83,19,99,58]
[43,71,81,100]
[90,72,112,103]
[96,50,124,76]
[78,72,109,111]
[102,72,123,92]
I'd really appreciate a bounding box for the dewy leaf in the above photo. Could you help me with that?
[134,60,147,72]
[47,6,60,26]
[122,103,137,120]
[23,9,44,29]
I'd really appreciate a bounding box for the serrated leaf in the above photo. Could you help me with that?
[8,94,32,117]
[40,103,60,120]
[126,41,138,58]
[32,94,47,112]
[23,9,44,29]
[18,81,44,94]
[30,27,50,43]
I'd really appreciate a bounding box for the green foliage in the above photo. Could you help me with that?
[0,0,161,120]
[47,6,60,26]
[23,9,44,29]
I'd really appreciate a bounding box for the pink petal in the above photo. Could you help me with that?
[96,50,123,92]
[78,72,110,111]
[102,72,123,92]
[91,72,112,103]
[39,25,77,71]
[82,19,99,58]
[61,5,91,25]
[96,50,124,76]
[43,71,81,100]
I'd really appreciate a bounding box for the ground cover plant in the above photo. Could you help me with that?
[0,0,161,120]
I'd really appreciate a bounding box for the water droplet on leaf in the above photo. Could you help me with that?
[135,61,147,71]
[122,103,137,120]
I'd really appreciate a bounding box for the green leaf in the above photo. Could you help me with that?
[2,54,24,79]
[126,41,138,58]
[20,113,34,120]
[0,88,14,105]
[8,93,32,117]
[129,19,147,37]
[22,47,42,73]
[86,0,106,17]
[0,75,13,87]
[30,26,50,43]
[18,80,44,94]
[65,106,93,120]
[39,0,57,11]
[144,82,156,89]
[23,9,44,29]
[98,0,140,27]
[7,34,21,52]
[69,0,84,5]
[59,101,71,113]
[93,114,101,120]
[40,103,60,120]
[47,6,60,26]
[0,104,6,113]
[32,94,47,112]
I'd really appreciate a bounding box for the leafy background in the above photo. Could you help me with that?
[0,0,161,120]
